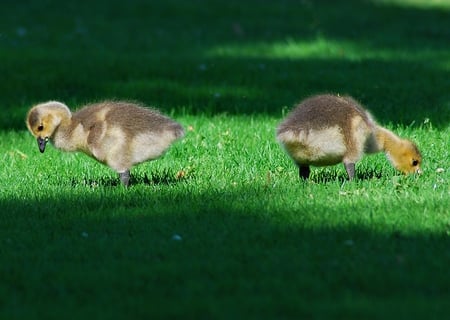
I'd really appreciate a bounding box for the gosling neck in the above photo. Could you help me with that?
[52,107,73,134]
[375,126,402,155]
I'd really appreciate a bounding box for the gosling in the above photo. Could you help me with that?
[276,94,422,180]
[26,100,185,186]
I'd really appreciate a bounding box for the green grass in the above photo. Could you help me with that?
[1,0,449,319]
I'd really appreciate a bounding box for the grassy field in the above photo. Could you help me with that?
[0,0,449,319]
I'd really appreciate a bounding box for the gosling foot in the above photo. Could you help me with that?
[298,165,310,180]
[119,170,131,187]
[344,162,355,180]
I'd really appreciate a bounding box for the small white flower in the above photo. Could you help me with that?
[344,240,354,246]
[16,27,27,37]
[172,234,182,241]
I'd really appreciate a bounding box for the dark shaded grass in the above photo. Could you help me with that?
[1,187,449,319]
[0,0,449,128]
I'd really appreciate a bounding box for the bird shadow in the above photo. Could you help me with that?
[304,167,386,184]
[70,170,186,188]
[135,171,185,186]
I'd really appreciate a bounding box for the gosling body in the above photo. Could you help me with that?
[276,94,421,179]
[27,101,184,186]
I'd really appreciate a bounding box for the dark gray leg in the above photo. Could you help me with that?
[344,162,355,180]
[119,170,131,187]
[298,165,310,180]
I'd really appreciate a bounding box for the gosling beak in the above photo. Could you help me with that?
[37,137,48,153]
[416,168,423,175]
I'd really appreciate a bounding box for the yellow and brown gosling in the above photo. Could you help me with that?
[26,100,185,186]
[276,94,422,180]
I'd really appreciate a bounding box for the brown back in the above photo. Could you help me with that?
[71,101,183,138]
[277,94,373,135]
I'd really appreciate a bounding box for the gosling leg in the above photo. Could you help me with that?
[298,164,310,180]
[344,162,355,180]
[119,170,131,187]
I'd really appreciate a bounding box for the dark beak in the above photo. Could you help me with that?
[37,137,48,153]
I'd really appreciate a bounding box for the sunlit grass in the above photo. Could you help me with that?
[206,36,450,63]
[374,0,450,9]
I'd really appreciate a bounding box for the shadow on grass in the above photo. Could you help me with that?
[1,0,449,129]
[0,186,449,318]
[70,169,186,187]
[290,166,388,183]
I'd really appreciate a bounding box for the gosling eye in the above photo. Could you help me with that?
[37,125,44,132]
[412,159,419,166]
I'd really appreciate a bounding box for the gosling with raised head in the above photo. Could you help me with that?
[276,94,421,180]
[26,100,184,186]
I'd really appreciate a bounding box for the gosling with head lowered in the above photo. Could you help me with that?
[276,94,422,180]
[26,100,184,186]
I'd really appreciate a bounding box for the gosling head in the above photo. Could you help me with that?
[26,101,71,153]
[387,139,422,175]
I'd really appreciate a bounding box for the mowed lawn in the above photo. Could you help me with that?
[0,0,449,319]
